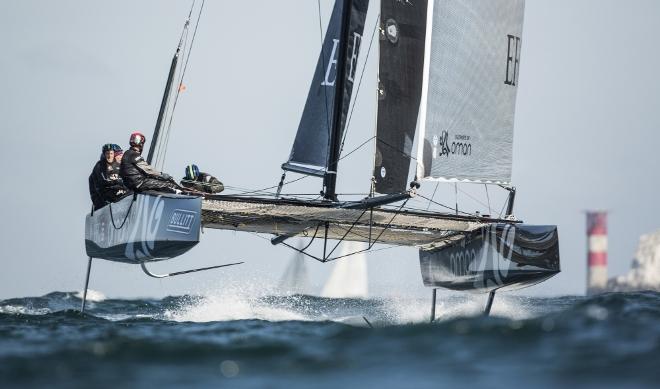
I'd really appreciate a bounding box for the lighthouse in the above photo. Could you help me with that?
[586,211,608,295]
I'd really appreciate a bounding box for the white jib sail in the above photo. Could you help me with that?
[417,0,525,183]
[321,242,368,298]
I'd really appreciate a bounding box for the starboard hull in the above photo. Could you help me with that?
[85,193,202,263]
[420,224,560,293]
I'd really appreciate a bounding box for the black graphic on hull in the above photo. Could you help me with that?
[420,224,560,292]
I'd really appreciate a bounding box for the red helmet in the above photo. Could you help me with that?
[129,132,146,149]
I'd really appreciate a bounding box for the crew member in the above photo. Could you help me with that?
[112,144,124,163]
[89,144,130,210]
[88,156,104,211]
[181,164,224,194]
[120,131,182,194]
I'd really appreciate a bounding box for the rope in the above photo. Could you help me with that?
[108,196,136,230]
[300,223,322,251]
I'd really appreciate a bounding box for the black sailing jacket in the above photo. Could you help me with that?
[89,158,128,209]
[120,148,167,190]
[88,159,105,210]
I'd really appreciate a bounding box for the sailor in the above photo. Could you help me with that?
[181,164,224,194]
[120,131,183,194]
[88,147,106,211]
[89,144,130,210]
[112,144,124,163]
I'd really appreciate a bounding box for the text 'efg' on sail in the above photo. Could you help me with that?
[282,0,370,178]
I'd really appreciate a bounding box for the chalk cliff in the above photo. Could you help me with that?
[606,230,660,292]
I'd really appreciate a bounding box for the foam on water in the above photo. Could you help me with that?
[381,292,539,325]
[166,281,539,326]
[168,281,308,322]
[0,305,51,315]
[74,289,106,303]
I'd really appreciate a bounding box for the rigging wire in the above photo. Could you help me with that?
[498,196,508,219]
[416,193,474,216]
[339,13,380,157]
[338,135,374,161]
[426,182,440,210]
[376,137,419,163]
[456,185,491,212]
[232,135,375,197]
[152,1,196,169]
[316,0,332,148]
[249,230,401,257]
[155,27,189,169]
[160,0,206,167]
[484,184,492,215]
[231,175,310,196]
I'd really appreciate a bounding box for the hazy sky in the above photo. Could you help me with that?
[1,0,659,299]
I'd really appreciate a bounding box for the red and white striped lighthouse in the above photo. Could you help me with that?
[586,211,608,295]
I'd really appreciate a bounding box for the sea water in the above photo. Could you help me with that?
[1,290,658,388]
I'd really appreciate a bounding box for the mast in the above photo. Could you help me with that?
[147,46,180,165]
[323,0,353,201]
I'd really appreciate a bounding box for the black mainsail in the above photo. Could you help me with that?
[373,0,428,194]
[282,0,369,180]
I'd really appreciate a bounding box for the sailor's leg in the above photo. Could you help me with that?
[140,178,180,194]
[81,257,93,313]
[430,288,437,323]
[484,290,496,316]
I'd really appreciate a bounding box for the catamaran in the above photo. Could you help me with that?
[84,0,560,320]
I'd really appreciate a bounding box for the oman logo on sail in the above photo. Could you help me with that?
[433,131,473,159]
[321,32,363,87]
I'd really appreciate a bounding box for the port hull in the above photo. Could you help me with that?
[85,193,202,263]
